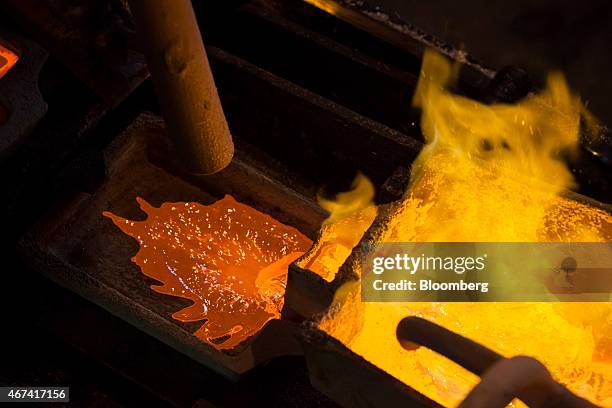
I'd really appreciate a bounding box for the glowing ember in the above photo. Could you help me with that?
[311,50,612,406]
[0,43,18,79]
[103,195,311,350]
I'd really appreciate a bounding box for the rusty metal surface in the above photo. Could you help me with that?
[0,30,47,159]
[19,113,318,379]
[1,0,148,107]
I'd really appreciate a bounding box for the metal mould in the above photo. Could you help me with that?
[19,113,316,379]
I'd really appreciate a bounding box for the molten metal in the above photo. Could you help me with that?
[312,50,612,407]
[104,195,311,350]
[0,43,18,79]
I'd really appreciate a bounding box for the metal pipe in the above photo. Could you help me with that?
[459,356,596,408]
[397,317,597,407]
[128,0,234,174]
[396,316,502,376]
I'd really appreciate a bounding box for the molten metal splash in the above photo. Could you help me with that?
[104,195,311,350]
[315,50,612,406]
[0,43,18,80]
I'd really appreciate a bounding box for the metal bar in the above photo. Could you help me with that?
[397,317,597,407]
[396,316,502,376]
[459,356,596,408]
[128,0,234,174]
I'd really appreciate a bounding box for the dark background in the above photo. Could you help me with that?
[376,0,612,125]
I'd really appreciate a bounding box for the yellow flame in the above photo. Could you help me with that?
[318,173,375,225]
[303,0,343,17]
[299,173,377,281]
[413,52,580,195]
[315,50,612,407]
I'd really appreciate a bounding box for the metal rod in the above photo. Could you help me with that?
[396,316,502,376]
[459,356,596,408]
[128,0,234,175]
[397,316,597,407]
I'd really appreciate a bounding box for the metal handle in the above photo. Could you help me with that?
[128,0,234,175]
[397,316,503,376]
[396,316,597,408]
